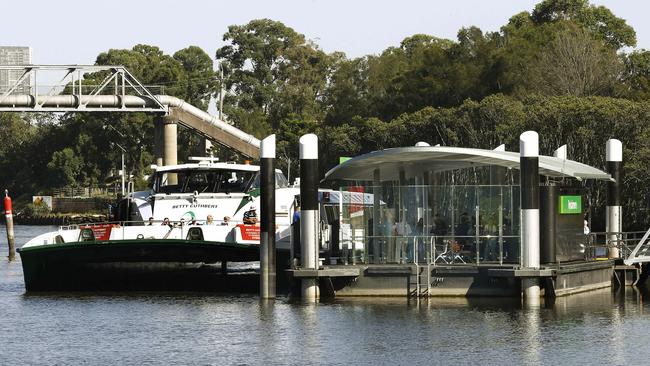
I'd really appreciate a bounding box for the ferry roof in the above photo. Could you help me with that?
[155,162,260,173]
[324,146,612,182]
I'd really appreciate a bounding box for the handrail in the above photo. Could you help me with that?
[359,234,520,265]
[624,227,650,265]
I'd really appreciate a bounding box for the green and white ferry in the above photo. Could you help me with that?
[18,158,299,291]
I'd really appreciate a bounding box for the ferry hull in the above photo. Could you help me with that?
[18,240,290,292]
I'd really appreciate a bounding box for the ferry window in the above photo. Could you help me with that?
[275,172,289,188]
[249,172,289,189]
[154,170,257,194]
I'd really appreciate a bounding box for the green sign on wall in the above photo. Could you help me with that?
[559,195,582,214]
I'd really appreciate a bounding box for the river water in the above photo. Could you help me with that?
[1,225,650,365]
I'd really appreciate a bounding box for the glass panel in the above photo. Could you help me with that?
[331,182,522,266]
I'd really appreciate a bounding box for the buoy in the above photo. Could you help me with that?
[4,190,15,261]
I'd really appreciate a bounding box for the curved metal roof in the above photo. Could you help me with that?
[324,146,612,182]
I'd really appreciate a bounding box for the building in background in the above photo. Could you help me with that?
[0,46,32,94]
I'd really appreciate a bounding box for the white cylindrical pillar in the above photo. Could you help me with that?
[260,135,276,299]
[606,139,622,259]
[163,117,178,185]
[299,134,319,301]
[520,131,540,305]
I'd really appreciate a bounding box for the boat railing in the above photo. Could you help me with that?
[58,218,252,241]
[59,218,247,230]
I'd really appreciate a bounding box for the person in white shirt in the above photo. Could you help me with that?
[394,219,412,263]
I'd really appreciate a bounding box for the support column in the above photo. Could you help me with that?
[520,131,540,306]
[163,117,178,184]
[299,134,319,301]
[606,139,622,259]
[372,169,381,264]
[398,169,407,263]
[260,135,276,299]
[422,171,430,262]
[154,116,164,167]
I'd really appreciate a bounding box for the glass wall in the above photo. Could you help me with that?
[329,183,521,266]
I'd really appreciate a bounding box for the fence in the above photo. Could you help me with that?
[51,186,119,198]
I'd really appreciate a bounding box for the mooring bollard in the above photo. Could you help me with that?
[299,134,319,301]
[606,139,622,259]
[260,134,276,299]
[520,131,540,306]
[4,190,15,261]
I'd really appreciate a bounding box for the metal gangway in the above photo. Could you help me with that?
[624,228,650,266]
[0,65,260,158]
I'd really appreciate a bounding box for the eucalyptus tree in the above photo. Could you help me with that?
[216,19,332,138]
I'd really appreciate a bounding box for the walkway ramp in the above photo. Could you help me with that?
[161,96,260,158]
[0,65,260,158]
[624,228,650,265]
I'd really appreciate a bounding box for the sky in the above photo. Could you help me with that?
[2,0,650,66]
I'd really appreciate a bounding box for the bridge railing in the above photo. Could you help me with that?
[0,65,167,112]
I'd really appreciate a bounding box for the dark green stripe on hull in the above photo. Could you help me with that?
[18,240,289,292]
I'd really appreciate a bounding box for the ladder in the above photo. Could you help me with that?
[409,238,432,298]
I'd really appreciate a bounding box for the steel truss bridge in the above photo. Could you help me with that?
[0,65,259,158]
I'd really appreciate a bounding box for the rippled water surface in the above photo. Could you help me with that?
[1,225,650,365]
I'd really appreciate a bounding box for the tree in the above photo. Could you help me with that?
[173,46,217,111]
[531,0,636,49]
[530,25,621,96]
[621,50,650,100]
[216,19,332,137]
[47,148,84,187]
[323,54,370,126]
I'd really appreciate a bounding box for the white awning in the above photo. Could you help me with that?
[324,146,612,182]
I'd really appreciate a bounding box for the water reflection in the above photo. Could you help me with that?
[5,226,650,365]
[521,307,541,365]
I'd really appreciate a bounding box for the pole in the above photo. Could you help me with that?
[373,169,381,264]
[260,134,276,299]
[4,190,15,261]
[154,116,164,167]
[606,139,622,259]
[121,151,126,197]
[163,116,178,184]
[299,133,319,301]
[520,131,540,306]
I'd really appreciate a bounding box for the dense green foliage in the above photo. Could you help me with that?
[2,0,650,228]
